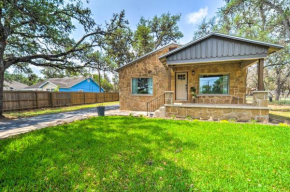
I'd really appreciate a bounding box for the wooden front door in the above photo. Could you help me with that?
[175,72,188,100]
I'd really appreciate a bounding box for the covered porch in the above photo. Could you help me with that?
[153,33,283,121]
[153,91,270,122]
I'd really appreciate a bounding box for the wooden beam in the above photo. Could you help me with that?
[168,65,172,91]
[257,59,265,91]
[240,60,258,68]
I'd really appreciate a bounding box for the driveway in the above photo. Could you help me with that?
[0,105,147,139]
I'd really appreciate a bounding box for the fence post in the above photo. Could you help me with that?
[84,92,86,104]
[104,92,105,102]
[51,92,54,108]
[35,91,39,109]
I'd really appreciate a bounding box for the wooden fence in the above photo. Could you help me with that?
[3,91,119,112]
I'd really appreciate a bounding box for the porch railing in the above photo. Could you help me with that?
[147,93,165,116]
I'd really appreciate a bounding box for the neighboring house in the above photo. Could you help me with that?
[117,32,283,122]
[25,77,105,92]
[3,80,28,91]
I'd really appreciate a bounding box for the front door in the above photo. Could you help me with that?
[175,72,188,100]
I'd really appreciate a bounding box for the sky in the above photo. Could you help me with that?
[26,0,226,77]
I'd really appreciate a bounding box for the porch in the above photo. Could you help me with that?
[153,91,270,122]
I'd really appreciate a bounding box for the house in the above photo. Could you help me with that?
[25,77,105,92]
[3,80,28,91]
[117,32,283,122]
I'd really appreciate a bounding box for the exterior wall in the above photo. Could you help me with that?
[42,82,57,91]
[118,45,179,111]
[171,62,247,104]
[165,105,269,122]
[59,79,104,93]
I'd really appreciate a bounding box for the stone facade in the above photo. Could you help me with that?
[253,91,269,107]
[171,62,247,104]
[118,45,179,111]
[165,105,269,122]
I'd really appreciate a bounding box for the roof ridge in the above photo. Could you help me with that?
[116,42,181,71]
[159,32,283,59]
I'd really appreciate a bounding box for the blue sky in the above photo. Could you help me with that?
[73,0,225,44]
[29,0,226,77]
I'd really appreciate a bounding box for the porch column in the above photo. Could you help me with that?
[168,66,172,91]
[165,91,174,105]
[257,59,265,91]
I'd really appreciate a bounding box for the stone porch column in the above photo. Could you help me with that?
[165,91,174,105]
[252,91,268,107]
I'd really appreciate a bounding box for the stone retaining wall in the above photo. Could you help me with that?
[165,105,269,122]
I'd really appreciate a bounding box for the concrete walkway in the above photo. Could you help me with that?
[0,105,147,139]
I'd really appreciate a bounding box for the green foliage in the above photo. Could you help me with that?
[133,13,183,57]
[104,24,135,67]
[4,71,42,86]
[0,116,289,191]
[133,17,154,57]
[92,74,114,93]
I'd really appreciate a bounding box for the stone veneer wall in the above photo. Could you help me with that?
[171,62,247,104]
[165,106,269,122]
[118,45,179,111]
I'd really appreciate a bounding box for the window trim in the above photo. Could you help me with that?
[198,74,230,95]
[131,77,153,96]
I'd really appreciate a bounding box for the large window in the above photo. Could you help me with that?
[199,75,229,94]
[132,78,153,95]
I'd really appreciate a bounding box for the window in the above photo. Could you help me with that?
[177,74,186,80]
[132,78,153,95]
[199,75,229,94]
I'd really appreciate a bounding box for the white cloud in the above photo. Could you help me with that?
[186,7,208,24]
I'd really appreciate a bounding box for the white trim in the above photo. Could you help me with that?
[39,81,58,88]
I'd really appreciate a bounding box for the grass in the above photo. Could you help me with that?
[0,116,289,191]
[269,104,290,123]
[3,101,119,118]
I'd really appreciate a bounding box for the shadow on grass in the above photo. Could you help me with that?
[0,116,197,191]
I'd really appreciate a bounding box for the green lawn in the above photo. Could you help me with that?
[4,101,119,118]
[0,117,289,191]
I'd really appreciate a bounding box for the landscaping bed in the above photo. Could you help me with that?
[0,116,289,191]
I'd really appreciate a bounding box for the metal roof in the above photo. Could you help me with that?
[116,43,181,71]
[159,32,284,59]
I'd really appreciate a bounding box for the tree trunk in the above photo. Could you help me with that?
[0,67,5,118]
[98,70,102,93]
[275,88,281,101]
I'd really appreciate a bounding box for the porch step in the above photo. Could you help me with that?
[154,106,165,118]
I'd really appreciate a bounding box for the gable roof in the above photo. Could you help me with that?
[26,77,104,90]
[159,32,284,60]
[4,81,28,90]
[116,43,181,71]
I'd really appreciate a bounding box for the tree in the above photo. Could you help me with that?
[133,17,154,57]
[149,13,183,49]
[133,13,183,56]
[4,70,41,86]
[104,18,134,67]
[0,0,127,117]
[86,51,115,92]
[92,73,114,93]
[193,17,218,40]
